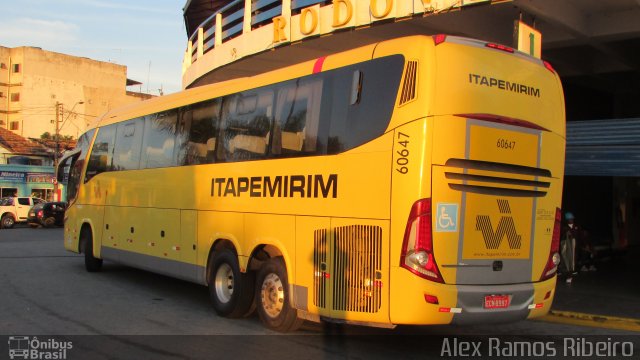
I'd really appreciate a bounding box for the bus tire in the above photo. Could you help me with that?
[81,227,103,272]
[209,249,255,318]
[255,257,303,332]
[1,214,15,229]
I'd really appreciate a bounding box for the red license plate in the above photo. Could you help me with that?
[484,295,511,309]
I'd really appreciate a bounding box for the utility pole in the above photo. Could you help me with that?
[53,101,62,201]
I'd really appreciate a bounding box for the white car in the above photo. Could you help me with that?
[0,197,45,229]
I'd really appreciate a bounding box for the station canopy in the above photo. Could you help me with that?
[182,0,640,88]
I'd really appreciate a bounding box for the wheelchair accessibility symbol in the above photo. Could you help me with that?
[436,203,459,232]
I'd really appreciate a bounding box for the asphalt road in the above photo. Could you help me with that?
[0,226,637,360]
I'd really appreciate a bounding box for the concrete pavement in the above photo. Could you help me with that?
[540,246,640,332]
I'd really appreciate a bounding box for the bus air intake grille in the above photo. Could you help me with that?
[399,61,418,105]
[445,158,552,198]
[332,225,382,313]
[313,229,328,309]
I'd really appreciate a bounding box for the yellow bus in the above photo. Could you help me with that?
[58,34,565,332]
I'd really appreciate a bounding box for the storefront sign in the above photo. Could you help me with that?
[0,171,54,183]
[0,171,26,182]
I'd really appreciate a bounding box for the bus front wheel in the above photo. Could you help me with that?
[256,257,303,332]
[80,227,102,272]
[208,249,255,318]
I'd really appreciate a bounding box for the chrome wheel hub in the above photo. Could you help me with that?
[214,263,234,303]
[261,273,284,318]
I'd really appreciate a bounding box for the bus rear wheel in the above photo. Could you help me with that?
[256,257,303,332]
[208,249,255,318]
[80,227,102,272]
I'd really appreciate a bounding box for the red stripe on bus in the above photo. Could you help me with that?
[313,56,327,74]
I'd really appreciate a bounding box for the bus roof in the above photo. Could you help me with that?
[89,34,560,133]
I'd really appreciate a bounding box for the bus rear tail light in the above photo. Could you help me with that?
[540,207,562,281]
[543,60,556,74]
[433,34,447,46]
[486,42,514,53]
[457,113,549,132]
[400,199,444,283]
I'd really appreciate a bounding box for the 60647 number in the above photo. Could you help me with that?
[396,132,410,174]
[497,138,516,150]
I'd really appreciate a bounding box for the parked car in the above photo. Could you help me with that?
[27,202,67,228]
[0,197,45,228]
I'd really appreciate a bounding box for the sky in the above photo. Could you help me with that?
[0,0,187,94]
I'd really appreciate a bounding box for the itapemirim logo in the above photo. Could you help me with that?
[475,199,522,250]
[8,336,72,360]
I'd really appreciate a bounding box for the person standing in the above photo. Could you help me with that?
[561,212,577,283]
[561,212,596,283]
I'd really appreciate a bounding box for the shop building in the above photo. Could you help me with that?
[0,127,68,200]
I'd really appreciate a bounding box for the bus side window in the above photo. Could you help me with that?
[220,88,274,162]
[112,118,144,171]
[86,125,117,182]
[273,78,323,157]
[184,99,221,165]
[325,55,405,154]
[176,106,192,166]
[141,110,178,169]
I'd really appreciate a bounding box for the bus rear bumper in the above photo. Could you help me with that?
[389,267,556,325]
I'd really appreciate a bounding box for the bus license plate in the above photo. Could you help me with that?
[484,295,510,309]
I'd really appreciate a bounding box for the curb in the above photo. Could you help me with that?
[537,310,640,332]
